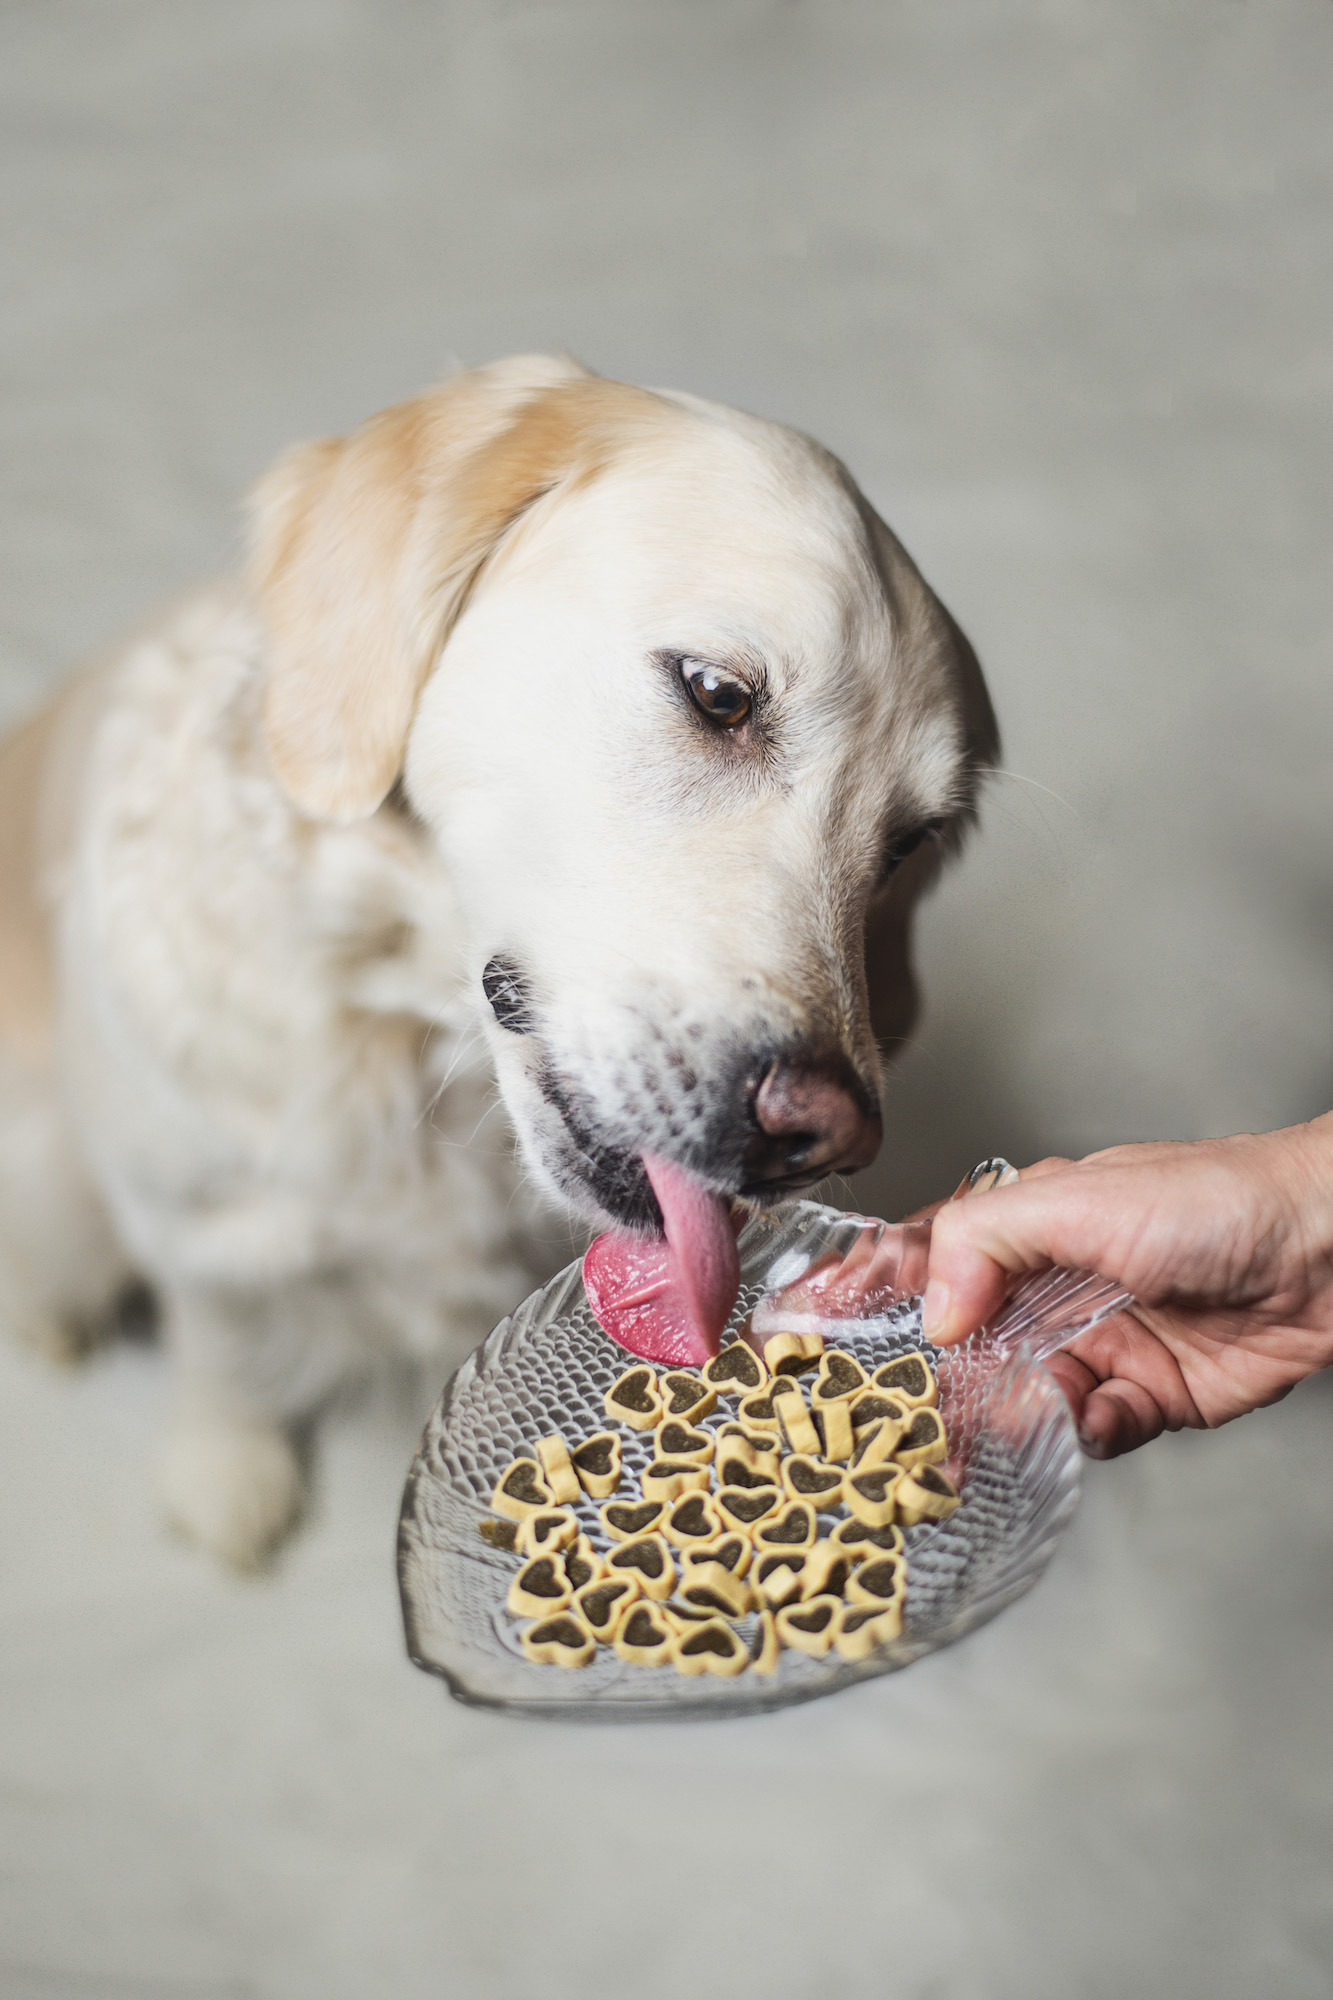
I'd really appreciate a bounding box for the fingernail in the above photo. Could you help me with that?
[1078,1427,1108,1459]
[921,1280,951,1340]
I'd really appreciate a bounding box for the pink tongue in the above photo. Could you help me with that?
[582,1153,741,1366]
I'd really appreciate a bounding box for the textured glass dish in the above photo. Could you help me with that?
[398,1200,1082,1721]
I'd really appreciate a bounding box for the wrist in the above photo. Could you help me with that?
[1260,1113,1333,1329]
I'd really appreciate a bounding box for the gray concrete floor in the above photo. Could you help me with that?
[1,4,1331,1996]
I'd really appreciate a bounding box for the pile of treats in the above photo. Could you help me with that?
[480,1331,962,1679]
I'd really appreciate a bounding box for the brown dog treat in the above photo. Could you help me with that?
[654,1420,714,1465]
[736,1389,782,1433]
[800,1539,855,1600]
[662,1491,724,1548]
[834,1601,902,1660]
[563,1535,609,1591]
[491,1457,553,1521]
[773,1390,822,1459]
[682,1531,752,1579]
[750,1609,782,1675]
[846,1553,907,1608]
[896,1463,962,1525]
[569,1431,623,1499]
[606,1532,676,1600]
[605,1366,663,1431]
[520,1613,596,1667]
[600,1498,665,1543]
[702,1342,768,1395]
[677,1560,752,1620]
[671,1618,749,1678]
[715,1485,782,1534]
[849,1412,908,1471]
[752,1550,808,1609]
[613,1603,675,1666]
[849,1390,911,1436]
[845,1465,903,1527]
[715,1447,780,1492]
[780,1455,845,1511]
[830,1517,904,1558]
[754,1501,819,1550]
[894,1407,949,1471]
[641,1458,711,1504]
[659,1371,718,1424]
[762,1330,826,1377]
[873,1351,939,1409]
[573,1575,640,1642]
[477,1517,518,1551]
[810,1349,868,1404]
[506,1554,574,1619]
[515,1507,579,1558]
[776,1594,842,1658]
[534,1434,581,1506]
[812,1401,854,1463]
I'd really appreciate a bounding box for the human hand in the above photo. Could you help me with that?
[919,1115,1333,1457]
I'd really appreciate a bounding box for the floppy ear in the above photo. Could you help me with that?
[249,353,614,822]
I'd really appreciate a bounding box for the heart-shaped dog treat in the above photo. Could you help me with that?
[715,1449,778,1492]
[520,1613,596,1668]
[762,1331,825,1377]
[780,1456,846,1510]
[894,1408,948,1471]
[671,1618,749,1678]
[613,1603,675,1667]
[515,1507,579,1558]
[654,1420,714,1465]
[563,1535,609,1591]
[775,1594,841,1658]
[506,1554,575,1619]
[659,1372,718,1424]
[753,1550,808,1609]
[600,1498,665,1543]
[477,1516,519,1551]
[754,1501,818,1550]
[677,1559,752,1620]
[534,1434,581,1506]
[702,1342,768,1395]
[847,1553,906,1608]
[750,1608,781,1675]
[569,1432,623,1499]
[834,1602,901,1662]
[605,1366,663,1432]
[715,1485,782,1533]
[662,1492,724,1548]
[810,1349,868,1405]
[573,1576,640,1641]
[800,1540,854,1601]
[845,1465,903,1527]
[849,1411,909,1471]
[895,1463,961,1525]
[812,1401,854,1463]
[682,1532,751,1579]
[830,1517,904,1557]
[849,1390,911,1439]
[773,1390,822,1459]
[736,1389,782,1433]
[873,1352,939,1409]
[491,1457,554,1521]
[607,1533,676,1600]
[715,1422,781,1465]
[640,1458,711,1504]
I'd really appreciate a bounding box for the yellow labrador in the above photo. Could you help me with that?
[0,356,995,1565]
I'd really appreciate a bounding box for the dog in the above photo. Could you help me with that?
[0,355,996,1567]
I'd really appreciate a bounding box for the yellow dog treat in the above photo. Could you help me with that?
[812,1400,854,1463]
[810,1349,868,1404]
[750,1609,782,1675]
[605,1366,663,1431]
[752,1550,808,1609]
[534,1434,581,1506]
[682,1532,752,1580]
[671,1619,749,1678]
[563,1535,609,1591]
[773,1385,822,1459]
[521,1613,596,1668]
[477,1517,518,1551]
[492,1457,553,1521]
[834,1601,902,1660]
[659,1371,718,1424]
[776,1595,841,1659]
[873,1352,939,1409]
[607,1533,676,1600]
[762,1330,826,1377]
[849,1411,909,1471]
[800,1540,855,1601]
[506,1554,574,1619]
[715,1485,782,1534]
[896,1464,962,1525]
[677,1560,753,1620]
[613,1603,675,1667]
[845,1465,903,1527]
[569,1431,623,1499]
[715,1446,781,1493]
[654,1420,714,1465]
[641,1459,711,1504]
[848,1389,911,1437]
[736,1388,782,1433]
[895,1407,949,1470]
[780,1455,845,1511]
[515,1507,579,1558]
[830,1517,904,1558]
[702,1341,768,1395]
[662,1491,724,1548]
[754,1501,819,1550]
[573,1576,639,1642]
[600,1498,665,1542]
[846,1553,907,1609]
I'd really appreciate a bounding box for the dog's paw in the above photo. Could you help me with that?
[159,1417,304,1571]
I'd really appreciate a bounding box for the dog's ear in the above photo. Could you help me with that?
[250,354,641,822]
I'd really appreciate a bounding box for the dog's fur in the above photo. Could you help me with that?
[0,356,996,1566]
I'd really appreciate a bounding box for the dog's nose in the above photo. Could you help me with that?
[743,1052,882,1189]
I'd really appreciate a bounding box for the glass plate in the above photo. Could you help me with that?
[397,1199,1081,1721]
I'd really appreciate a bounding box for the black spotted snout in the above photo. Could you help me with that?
[482,956,536,1034]
[741,1050,882,1191]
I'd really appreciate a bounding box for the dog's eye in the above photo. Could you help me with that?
[681,658,752,729]
[877,821,942,886]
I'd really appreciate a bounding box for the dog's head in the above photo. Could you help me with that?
[250,356,996,1236]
